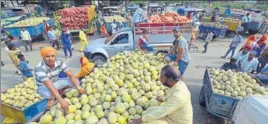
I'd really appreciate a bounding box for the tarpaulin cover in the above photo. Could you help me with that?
[233,95,268,124]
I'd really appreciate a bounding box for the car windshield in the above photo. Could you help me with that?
[105,33,116,44]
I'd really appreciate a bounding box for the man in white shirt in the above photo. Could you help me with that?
[238,51,259,73]
[111,19,117,35]
[20,27,32,51]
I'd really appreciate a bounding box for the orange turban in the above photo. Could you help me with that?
[40,46,57,58]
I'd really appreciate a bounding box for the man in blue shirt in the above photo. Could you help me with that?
[18,54,33,81]
[221,58,239,71]
[61,29,72,59]
[132,4,148,24]
[48,28,59,50]
[221,31,243,59]
[224,6,231,17]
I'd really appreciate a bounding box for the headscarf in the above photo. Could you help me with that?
[40,46,57,58]
[244,35,256,50]
[257,35,267,46]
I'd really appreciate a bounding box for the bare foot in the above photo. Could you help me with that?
[46,98,55,110]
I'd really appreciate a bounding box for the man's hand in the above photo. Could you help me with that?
[77,87,85,94]
[129,118,142,124]
[59,99,69,113]
[28,68,33,71]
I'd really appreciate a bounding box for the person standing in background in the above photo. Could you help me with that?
[132,3,148,25]
[221,31,243,59]
[5,44,22,75]
[43,20,50,39]
[111,19,117,35]
[224,6,231,17]
[61,29,72,59]
[20,27,32,51]
[47,28,60,50]
[203,31,214,53]
[79,29,88,52]
[51,26,61,48]
[254,35,267,57]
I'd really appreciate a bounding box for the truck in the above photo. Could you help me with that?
[84,22,192,67]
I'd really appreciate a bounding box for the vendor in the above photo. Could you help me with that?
[252,64,268,85]
[34,47,85,110]
[130,65,193,124]
[137,29,154,52]
[221,58,239,71]
[238,51,259,73]
[76,56,95,79]
[132,3,148,24]
[224,6,231,17]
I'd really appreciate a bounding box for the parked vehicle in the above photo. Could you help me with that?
[84,22,192,67]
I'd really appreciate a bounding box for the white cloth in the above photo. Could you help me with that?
[37,78,73,99]
[233,96,268,124]
[21,30,31,41]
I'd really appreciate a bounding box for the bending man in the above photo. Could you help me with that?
[130,65,193,124]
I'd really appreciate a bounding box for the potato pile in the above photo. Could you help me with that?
[1,78,43,110]
[34,51,169,124]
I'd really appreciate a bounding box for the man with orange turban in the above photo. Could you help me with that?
[240,35,256,51]
[76,56,95,79]
[254,35,267,57]
[34,46,85,110]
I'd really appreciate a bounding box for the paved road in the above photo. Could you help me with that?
[1,33,235,123]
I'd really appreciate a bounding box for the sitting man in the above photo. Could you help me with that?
[76,56,95,79]
[34,47,85,110]
[221,58,239,71]
[238,51,259,73]
[130,65,193,124]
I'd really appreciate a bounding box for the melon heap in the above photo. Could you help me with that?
[1,78,43,110]
[33,51,168,124]
[209,68,268,99]
[6,17,50,27]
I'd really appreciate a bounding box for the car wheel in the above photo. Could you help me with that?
[93,55,106,67]
[199,86,206,107]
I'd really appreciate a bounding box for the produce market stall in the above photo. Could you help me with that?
[199,67,267,121]
[198,22,228,39]
[1,15,27,27]
[29,51,170,124]
[1,78,47,123]
[202,16,240,32]
[53,5,96,35]
[4,17,55,39]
